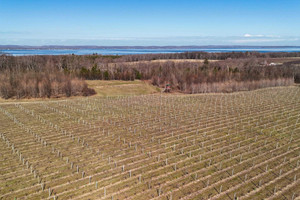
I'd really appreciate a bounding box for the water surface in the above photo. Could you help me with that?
[1,47,300,56]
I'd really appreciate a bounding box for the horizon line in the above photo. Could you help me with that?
[2,45,300,50]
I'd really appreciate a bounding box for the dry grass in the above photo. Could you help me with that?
[86,80,161,97]
[119,59,218,66]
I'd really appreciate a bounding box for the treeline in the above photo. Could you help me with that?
[119,51,300,62]
[75,58,298,93]
[0,52,299,95]
[0,69,95,99]
[114,60,296,93]
[2,51,300,70]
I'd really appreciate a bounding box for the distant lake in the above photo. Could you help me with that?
[1,47,300,56]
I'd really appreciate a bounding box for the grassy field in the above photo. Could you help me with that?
[86,80,161,97]
[1,86,300,199]
[122,59,219,65]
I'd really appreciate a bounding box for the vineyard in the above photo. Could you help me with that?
[1,86,300,200]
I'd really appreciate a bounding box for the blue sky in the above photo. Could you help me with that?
[0,0,300,46]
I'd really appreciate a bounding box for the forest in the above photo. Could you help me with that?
[0,51,300,98]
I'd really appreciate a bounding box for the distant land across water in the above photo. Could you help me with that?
[1,46,300,56]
